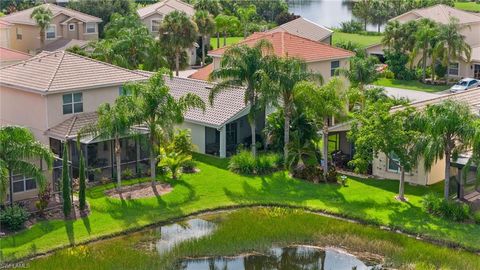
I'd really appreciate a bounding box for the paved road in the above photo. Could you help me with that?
[379,86,447,102]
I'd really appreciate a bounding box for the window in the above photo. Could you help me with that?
[448,63,459,76]
[118,86,131,96]
[16,27,22,40]
[151,19,161,32]
[46,25,56,39]
[387,153,400,173]
[62,93,83,115]
[12,175,36,193]
[330,60,340,76]
[86,23,96,34]
[68,23,76,31]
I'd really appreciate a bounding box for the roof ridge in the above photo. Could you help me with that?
[46,51,67,92]
[66,115,78,138]
[0,3,101,23]
[0,50,56,70]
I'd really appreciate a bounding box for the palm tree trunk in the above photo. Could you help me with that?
[201,35,206,67]
[445,49,450,84]
[398,165,405,201]
[377,24,380,33]
[223,31,227,47]
[175,52,180,77]
[217,32,220,48]
[8,170,13,205]
[149,135,156,185]
[322,117,329,180]
[422,45,427,81]
[431,57,436,84]
[283,105,290,165]
[250,119,257,157]
[444,149,451,199]
[40,29,45,51]
[115,136,121,189]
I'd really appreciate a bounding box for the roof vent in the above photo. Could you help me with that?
[205,86,213,90]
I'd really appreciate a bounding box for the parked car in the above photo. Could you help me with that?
[449,78,479,93]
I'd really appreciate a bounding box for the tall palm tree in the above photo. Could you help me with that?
[214,14,239,48]
[435,17,471,83]
[416,100,476,199]
[0,126,54,205]
[382,20,404,53]
[159,11,198,76]
[209,40,273,157]
[263,56,323,162]
[295,78,347,176]
[126,70,205,184]
[30,6,53,50]
[113,26,153,69]
[194,0,221,17]
[410,19,438,81]
[339,55,379,108]
[194,10,216,66]
[352,0,373,31]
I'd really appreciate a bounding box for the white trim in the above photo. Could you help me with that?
[150,18,161,33]
[46,24,56,40]
[68,23,76,31]
[85,22,97,34]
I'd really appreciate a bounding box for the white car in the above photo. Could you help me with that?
[449,78,479,93]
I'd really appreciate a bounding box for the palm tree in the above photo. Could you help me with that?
[194,10,216,66]
[339,55,379,108]
[435,17,471,83]
[30,6,53,50]
[159,11,198,76]
[295,78,347,176]
[194,0,221,17]
[237,4,257,38]
[209,40,273,157]
[158,143,192,180]
[0,126,54,205]
[416,100,476,199]
[126,70,205,184]
[263,56,323,162]
[382,20,404,53]
[214,14,239,48]
[352,0,373,31]
[410,19,438,81]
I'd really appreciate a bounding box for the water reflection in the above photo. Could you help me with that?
[155,218,216,254]
[177,246,381,270]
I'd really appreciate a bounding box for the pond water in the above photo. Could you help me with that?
[177,245,381,270]
[288,0,382,31]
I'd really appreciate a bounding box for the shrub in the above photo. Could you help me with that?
[256,153,283,175]
[121,168,134,180]
[229,150,256,175]
[421,193,442,214]
[173,129,195,155]
[0,204,29,231]
[474,212,480,225]
[326,166,338,183]
[422,193,471,222]
[339,20,363,33]
[384,69,395,79]
[292,163,323,183]
[182,159,197,173]
[35,184,52,216]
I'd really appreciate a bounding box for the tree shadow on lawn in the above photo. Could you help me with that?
[1,220,65,250]
[65,220,75,246]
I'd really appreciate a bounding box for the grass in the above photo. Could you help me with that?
[374,77,450,92]
[210,36,244,50]
[332,31,383,48]
[455,1,480,12]
[2,154,480,263]
[23,208,480,270]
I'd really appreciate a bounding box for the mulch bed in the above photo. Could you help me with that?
[105,182,172,200]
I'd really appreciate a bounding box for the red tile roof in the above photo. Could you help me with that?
[188,64,213,81]
[209,32,354,62]
[0,47,31,62]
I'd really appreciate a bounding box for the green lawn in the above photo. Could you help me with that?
[374,78,450,92]
[455,1,480,12]
[210,36,244,50]
[2,154,480,262]
[332,31,383,48]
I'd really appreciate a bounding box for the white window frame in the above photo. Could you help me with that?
[85,22,97,34]
[16,27,22,40]
[448,63,459,76]
[330,60,340,77]
[62,92,83,115]
[387,153,401,173]
[12,174,36,193]
[151,19,161,33]
[46,24,56,40]
[68,23,76,31]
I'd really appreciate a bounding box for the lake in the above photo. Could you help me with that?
[288,0,382,31]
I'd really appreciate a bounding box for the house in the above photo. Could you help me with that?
[0,21,13,48]
[0,3,101,54]
[366,4,480,80]
[190,31,354,82]
[137,0,197,66]
[0,50,255,202]
[0,46,31,67]
[267,17,333,45]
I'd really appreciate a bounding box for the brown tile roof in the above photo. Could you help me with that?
[137,0,194,19]
[46,112,98,140]
[0,47,31,62]
[209,31,354,62]
[43,39,89,52]
[391,4,480,25]
[0,3,102,26]
[268,17,332,42]
[0,51,149,93]
[188,64,212,81]
[0,20,12,28]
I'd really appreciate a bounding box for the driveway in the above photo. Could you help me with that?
[379,86,447,102]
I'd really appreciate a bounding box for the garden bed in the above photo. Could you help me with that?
[104,182,172,200]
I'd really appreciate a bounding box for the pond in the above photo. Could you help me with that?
[288,0,383,31]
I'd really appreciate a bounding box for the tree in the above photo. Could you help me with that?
[30,6,53,50]
[62,145,71,217]
[158,143,192,180]
[263,57,322,162]
[0,126,54,205]
[352,0,373,31]
[78,150,86,211]
[295,78,347,176]
[416,100,476,199]
[350,101,419,201]
[410,19,438,81]
[194,0,221,16]
[339,55,379,105]
[435,17,471,83]
[237,4,256,38]
[125,70,205,184]
[194,10,216,66]
[370,0,389,33]
[159,11,198,76]
[209,40,273,157]
[214,14,239,48]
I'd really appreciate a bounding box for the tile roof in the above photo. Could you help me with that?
[0,50,149,93]
[188,64,212,81]
[268,17,332,42]
[43,38,89,52]
[46,111,98,140]
[209,31,354,62]
[0,47,31,62]
[0,20,12,28]
[391,4,480,25]
[137,0,195,19]
[0,3,102,26]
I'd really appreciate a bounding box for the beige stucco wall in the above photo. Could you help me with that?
[461,23,480,46]
[0,27,11,48]
[307,58,350,82]
[179,121,206,153]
